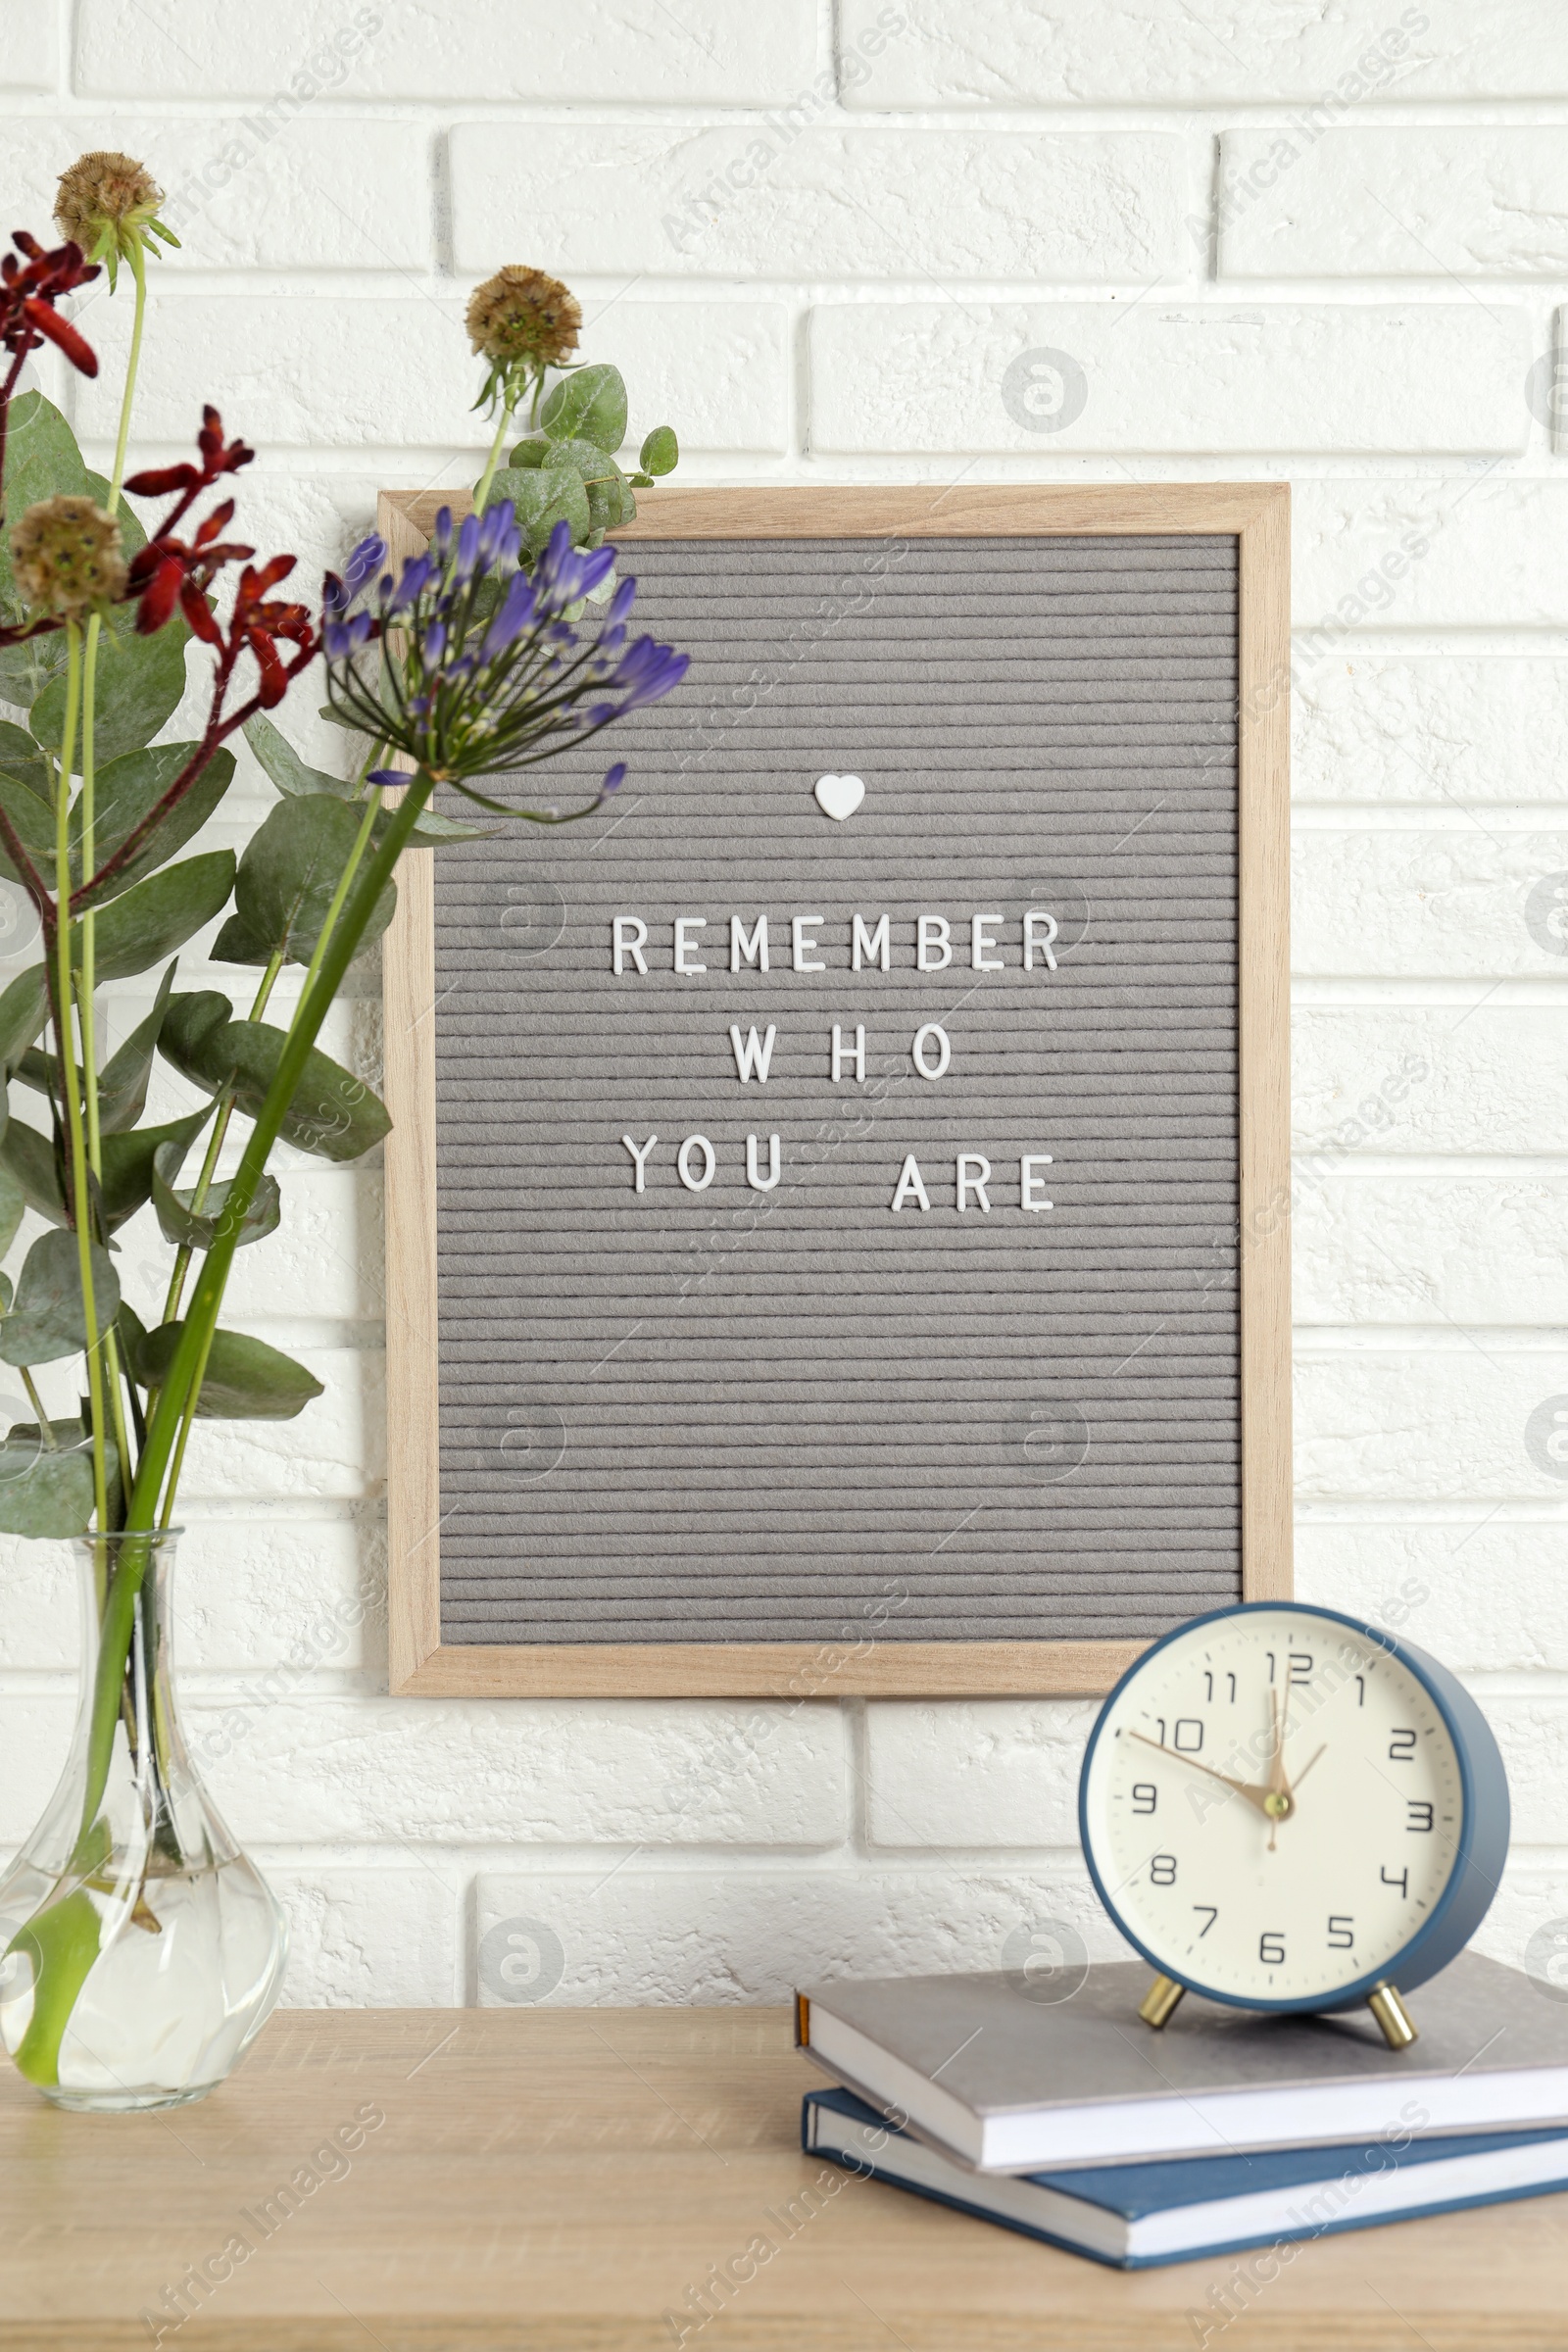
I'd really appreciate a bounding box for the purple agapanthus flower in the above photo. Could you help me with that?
[320,509,688,819]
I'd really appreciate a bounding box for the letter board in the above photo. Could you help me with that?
[382,486,1290,1697]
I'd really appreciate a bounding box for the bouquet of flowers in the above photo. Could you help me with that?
[0,150,687,2107]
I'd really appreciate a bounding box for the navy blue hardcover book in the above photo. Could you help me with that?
[802,2085,1568,2269]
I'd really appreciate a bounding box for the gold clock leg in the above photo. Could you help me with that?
[1138,1973,1187,2029]
[1368,1984,1418,2049]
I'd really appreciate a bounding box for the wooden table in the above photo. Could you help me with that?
[0,2006,1560,2349]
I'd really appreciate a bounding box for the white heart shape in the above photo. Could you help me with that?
[814,773,865,822]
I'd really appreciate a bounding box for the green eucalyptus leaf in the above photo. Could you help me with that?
[0,1162,24,1262]
[96,962,177,1135]
[243,713,480,847]
[242,710,351,802]
[116,1295,147,1357]
[72,744,236,903]
[0,1228,120,1365]
[507,437,551,470]
[0,393,90,552]
[639,424,679,478]
[540,365,627,455]
[543,438,631,537]
[0,1420,103,1537]
[159,990,391,1163]
[0,1114,63,1225]
[0,967,49,1070]
[212,794,396,969]
[80,850,236,983]
[152,1138,281,1252]
[133,1320,323,1419]
[99,1105,214,1232]
[0,720,51,802]
[0,772,55,890]
[30,605,190,772]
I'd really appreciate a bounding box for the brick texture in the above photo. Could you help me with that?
[2,0,1565,2011]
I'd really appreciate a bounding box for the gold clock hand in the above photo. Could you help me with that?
[1290,1742,1327,1794]
[1127,1731,1273,1818]
[1264,1690,1299,1850]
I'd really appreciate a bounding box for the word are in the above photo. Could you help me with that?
[622,1134,1054,1213]
[612,909,1063,976]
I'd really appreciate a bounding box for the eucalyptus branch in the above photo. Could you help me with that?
[78,771,439,1830]
[70,646,317,915]
[51,625,111,1535]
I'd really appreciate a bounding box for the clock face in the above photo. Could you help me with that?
[1081,1607,1468,2007]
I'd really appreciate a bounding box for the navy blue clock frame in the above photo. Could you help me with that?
[1078,1599,1511,2017]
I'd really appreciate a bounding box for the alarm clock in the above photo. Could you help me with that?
[1078,1601,1510,2048]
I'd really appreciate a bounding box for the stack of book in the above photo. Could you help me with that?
[794,1952,1568,2268]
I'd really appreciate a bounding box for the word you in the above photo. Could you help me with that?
[612,909,1064,977]
[622,1132,1053,1214]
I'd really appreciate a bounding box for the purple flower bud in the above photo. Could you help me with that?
[344,532,386,592]
[601,761,627,795]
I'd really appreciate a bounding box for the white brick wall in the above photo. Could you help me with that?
[3,1,1568,2013]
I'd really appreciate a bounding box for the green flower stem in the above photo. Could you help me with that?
[78,769,438,1833]
[79,239,150,1183]
[108,241,148,507]
[72,239,151,1525]
[20,1369,57,1449]
[158,810,379,1523]
[160,952,287,1332]
[472,403,514,514]
[51,626,110,1540]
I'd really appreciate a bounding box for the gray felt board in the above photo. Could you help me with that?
[430,533,1241,1644]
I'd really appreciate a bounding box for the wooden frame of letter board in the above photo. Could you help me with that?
[379,482,1291,1699]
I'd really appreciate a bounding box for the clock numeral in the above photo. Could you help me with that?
[1131,1783,1157,1816]
[1259,1932,1286,1966]
[1289,1651,1313,1685]
[1327,1915,1355,1951]
[1353,1675,1365,1707]
[1202,1672,1237,1704]
[1406,1801,1434,1833]
[1265,1650,1275,1685]
[1388,1728,1417,1762]
[1193,1906,1218,1937]
[1173,1717,1204,1752]
[1149,1854,1177,1886]
[1380,1865,1410,1899]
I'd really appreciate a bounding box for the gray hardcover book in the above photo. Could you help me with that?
[797,1954,1568,2173]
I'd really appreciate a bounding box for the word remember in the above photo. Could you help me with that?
[612,908,1064,976]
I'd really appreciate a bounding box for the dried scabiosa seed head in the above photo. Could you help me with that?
[466,266,581,370]
[11,495,127,619]
[54,151,172,286]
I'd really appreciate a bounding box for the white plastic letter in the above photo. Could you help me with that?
[1021,1153,1054,1211]
[730,914,769,972]
[956,1153,992,1212]
[746,1133,781,1192]
[916,915,953,972]
[890,1154,931,1213]
[911,1022,951,1081]
[793,914,826,973]
[673,916,708,976]
[728,1024,777,1083]
[621,1133,659,1193]
[853,913,890,972]
[831,1024,866,1083]
[612,916,648,976]
[970,913,1004,971]
[677,1135,716,1192]
[1024,910,1059,972]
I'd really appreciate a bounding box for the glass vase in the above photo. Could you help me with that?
[0,1530,287,2111]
